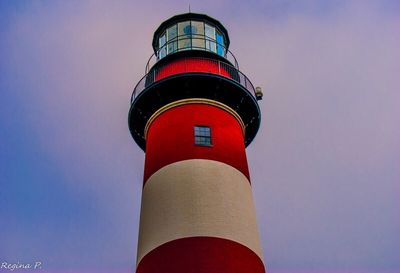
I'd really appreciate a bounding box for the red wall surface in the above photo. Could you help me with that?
[155,58,232,81]
[144,103,250,183]
[136,237,265,273]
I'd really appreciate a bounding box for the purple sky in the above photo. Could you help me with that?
[1,1,399,273]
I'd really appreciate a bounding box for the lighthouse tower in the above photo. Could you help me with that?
[128,13,265,273]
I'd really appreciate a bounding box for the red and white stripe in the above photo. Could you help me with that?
[136,99,266,273]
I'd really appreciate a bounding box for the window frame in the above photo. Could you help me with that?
[194,125,212,146]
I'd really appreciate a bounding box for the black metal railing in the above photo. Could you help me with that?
[131,57,256,103]
[146,36,239,73]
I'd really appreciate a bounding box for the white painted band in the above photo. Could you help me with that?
[136,159,263,263]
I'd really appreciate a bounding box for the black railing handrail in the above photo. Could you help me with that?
[131,56,256,104]
[146,35,239,73]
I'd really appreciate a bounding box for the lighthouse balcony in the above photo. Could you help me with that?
[131,54,257,103]
[129,54,261,150]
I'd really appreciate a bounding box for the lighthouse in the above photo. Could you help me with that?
[128,13,265,273]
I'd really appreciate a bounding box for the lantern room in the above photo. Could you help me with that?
[152,13,230,61]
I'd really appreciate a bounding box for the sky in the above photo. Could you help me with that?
[0,0,399,272]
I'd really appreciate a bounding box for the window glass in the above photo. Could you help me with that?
[159,33,166,58]
[178,21,192,50]
[178,37,192,50]
[191,21,205,49]
[194,126,212,146]
[205,24,216,53]
[205,24,215,39]
[191,21,204,36]
[216,31,225,56]
[167,25,178,54]
[178,21,190,36]
[167,25,177,41]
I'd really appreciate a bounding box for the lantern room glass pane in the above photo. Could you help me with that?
[167,40,177,54]
[191,21,204,36]
[216,31,225,56]
[191,21,205,49]
[167,25,177,41]
[167,25,178,54]
[192,38,205,50]
[205,24,216,53]
[205,24,215,39]
[159,33,166,59]
[178,21,190,36]
[178,38,192,50]
[178,21,192,50]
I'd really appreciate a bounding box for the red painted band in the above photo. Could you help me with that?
[155,58,232,82]
[136,236,266,273]
[144,104,250,183]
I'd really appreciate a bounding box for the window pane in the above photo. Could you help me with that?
[167,25,177,41]
[166,25,177,54]
[194,126,212,146]
[216,31,225,56]
[159,34,166,58]
[178,21,192,50]
[205,24,216,53]
[205,24,215,39]
[178,21,191,36]
[191,21,204,36]
[167,41,177,54]
[191,21,205,50]
[159,47,166,58]
[192,38,205,49]
[178,38,191,50]
[159,33,166,46]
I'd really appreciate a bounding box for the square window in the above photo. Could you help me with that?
[194,126,212,146]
